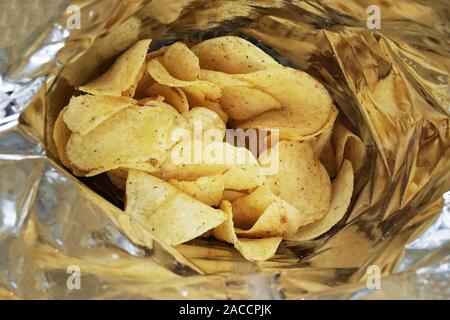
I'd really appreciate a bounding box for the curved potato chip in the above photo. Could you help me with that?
[79,39,151,96]
[125,170,224,246]
[235,202,287,238]
[169,175,224,206]
[222,190,247,202]
[146,83,189,113]
[200,69,250,87]
[134,70,155,99]
[53,106,72,168]
[156,141,259,181]
[66,103,181,175]
[262,141,332,226]
[63,94,135,135]
[286,160,354,241]
[234,67,333,139]
[183,107,226,142]
[212,201,282,261]
[231,185,301,236]
[309,105,338,157]
[182,87,228,122]
[192,36,280,74]
[319,139,337,178]
[147,58,221,100]
[220,85,282,121]
[222,165,266,190]
[146,45,168,60]
[162,42,200,81]
[333,120,365,172]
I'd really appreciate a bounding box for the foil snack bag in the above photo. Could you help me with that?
[0,0,449,299]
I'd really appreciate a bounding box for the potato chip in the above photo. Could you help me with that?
[234,67,333,139]
[235,201,287,238]
[137,96,165,105]
[212,201,282,261]
[161,42,200,81]
[309,105,338,157]
[319,139,337,178]
[285,160,354,241]
[182,87,229,122]
[192,36,280,74]
[231,185,301,236]
[134,70,155,99]
[183,107,226,142]
[220,86,282,121]
[147,58,221,100]
[146,83,189,113]
[333,120,365,172]
[200,69,250,87]
[66,103,181,175]
[169,175,224,206]
[53,106,72,169]
[79,39,151,96]
[262,141,332,226]
[221,190,247,202]
[146,45,168,60]
[156,141,259,181]
[222,165,266,190]
[63,94,135,135]
[125,170,224,246]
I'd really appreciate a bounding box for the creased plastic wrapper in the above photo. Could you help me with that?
[0,0,449,299]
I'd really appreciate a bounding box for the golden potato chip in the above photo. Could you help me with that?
[220,86,282,121]
[234,67,333,139]
[262,141,332,226]
[161,42,200,81]
[79,39,151,96]
[169,175,224,206]
[221,190,247,202]
[156,141,259,181]
[222,165,266,190]
[286,160,354,241]
[182,87,229,122]
[125,170,224,246]
[309,105,338,157]
[231,185,300,236]
[146,83,189,113]
[319,139,337,178]
[137,96,165,105]
[134,70,155,99]
[235,201,287,238]
[333,120,365,172]
[146,45,168,60]
[237,237,282,262]
[63,95,135,135]
[183,107,226,142]
[66,103,181,175]
[107,167,129,190]
[147,58,221,100]
[53,106,72,169]
[212,201,282,261]
[192,36,280,74]
[199,69,250,87]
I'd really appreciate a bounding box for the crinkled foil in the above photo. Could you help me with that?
[0,0,449,299]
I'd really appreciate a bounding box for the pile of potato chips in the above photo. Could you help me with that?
[53,36,365,261]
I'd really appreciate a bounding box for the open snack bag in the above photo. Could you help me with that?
[0,0,449,299]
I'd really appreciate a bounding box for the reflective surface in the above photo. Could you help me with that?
[0,0,449,299]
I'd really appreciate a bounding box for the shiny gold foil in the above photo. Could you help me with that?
[0,0,449,299]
